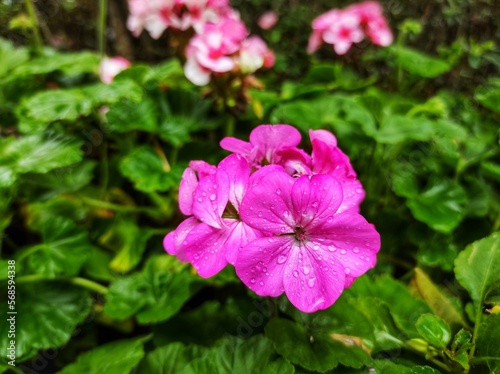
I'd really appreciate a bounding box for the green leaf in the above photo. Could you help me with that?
[23,216,92,278]
[475,314,500,372]
[0,283,91,361]
[12,50,99,77]
[58,335,149,374]
[407,179,467,233]
[209,335,295,374]
[393,46,452,78]
[99,218,153,273]
[348,275,432,339]
[119,146,182,193]
[82,80,143,106]
[0,38,29,78]
[411,268,467,328]
[106,98,158,133]
[371,360,440,374]
[0,134,83,175]
[475,86,500,113]
[104,255,192,324]
[416,314,451,348]
[82,247,115,281]
[375,115,435,144]
[22,89,93,122]
[265,317,371,372]
[137,342,191,374]
[455,232,500,319]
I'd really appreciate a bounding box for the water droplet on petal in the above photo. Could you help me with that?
[277,254,287,264]
[365,257,370,262]
[313,245,320,250]
[355,188,363,194]
[298,252,303,259]
[340,249,347,255]
[260,281,264,286]
[276,189,281,195]
[283,210,290,217]
[328,245,337,252]
[258,211,263,217]
[209,194,216,201]
[308,277,316,287]
[250,278,256,284]
[293,270,299,278]
[353,247,360,253]
[327,216,333,223]
[345,268,351,274]
[311,201,318,208]
[197,197,203,202]
[302,266,310,275]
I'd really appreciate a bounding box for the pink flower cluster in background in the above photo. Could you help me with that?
[99,56,131,84]
[164,125,380,313]
[308,1,393,55]
[127,0,232,38]
[127,0,275,85]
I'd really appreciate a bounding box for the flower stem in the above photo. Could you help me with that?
[98,0,108,56]
[14,275,108,294]
[225,115,235,137]
[24,0,42,51]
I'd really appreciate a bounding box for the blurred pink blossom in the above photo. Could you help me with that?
[257,10,278,30]
[308,1,392,55]
[99,57,131,84]
[127,0,232,39]
[238,36,275,74]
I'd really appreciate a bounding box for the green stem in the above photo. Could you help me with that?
[24,0,42,51]
[98,0,108,56]
[405,343,451,372]
[15,275,108,294]
[225,115,235,137]
[80,196,158,215]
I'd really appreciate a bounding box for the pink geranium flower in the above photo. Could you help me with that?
[307,1,392,55]
[165,155,261,277]
[99,57,131,84]
[238,36,275,74]
[257,10,278,30]
[235,167,380,312]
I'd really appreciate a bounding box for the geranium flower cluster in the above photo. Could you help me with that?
[164,125,380,313]
[126,0,274,86]
[308,1,393,55]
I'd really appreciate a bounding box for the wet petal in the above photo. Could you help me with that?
[183,222,230,278]
[222,219,261,265]
[283,241,345,313]
[313,211,380,278]
[178,167,197,216]
[163,216,199,262]
[235,236,290,297]
[240,168,295,233]
[218,154,250,211]
[191,171,230,228]
[249,124,302,163]
[291,174,343,230]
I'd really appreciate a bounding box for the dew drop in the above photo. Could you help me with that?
[276,188,281,195]
[298,252,303,259]
[313,245,320,250]
[327,216,333,223]
[258,211,263,217]
[277,254,287,264]
[197,197,203,202]
[293,270,299,278]
[250,278,256,284]
[328,245,337,252]
[353,247,360,253]
[202,192,206,196]
[302,266,310,275]
[340,249,347,255]
[311,201,318,208]
[209,194,216,201]
[260,281,264,286]
[283,210,290,217]
[365,257,370,262]
[308,277,316,287]
[355,188,363,194]
[344,268,351,274]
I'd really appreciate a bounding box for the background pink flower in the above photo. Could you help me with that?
[99,56,131,84]
[257,10,278,30]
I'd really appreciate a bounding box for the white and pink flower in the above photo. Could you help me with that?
[99,56,131,84]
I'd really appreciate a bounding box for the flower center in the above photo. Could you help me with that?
[294,226,307,242]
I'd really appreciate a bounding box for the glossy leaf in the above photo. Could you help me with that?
[415,314,451,348]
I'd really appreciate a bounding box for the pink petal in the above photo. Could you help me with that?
[307,32,323,54]
[219,137,253,156]
[249,124,302,163]
[239,168,295,233]
[309,129,337,147]
[291,174,343,231]
[183,223,230,277]
[191,171,229,229]
[311,139,356,177]
[163,216,199,262]
[275,147,312,176]
[235,236,290,297]
[184,58,210,86]
[283,240,346,313]
[313,211,381,278]
[337,177,365,214]
[178,167,197,216]
[222,219,261,265]
[218,154,250,211]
